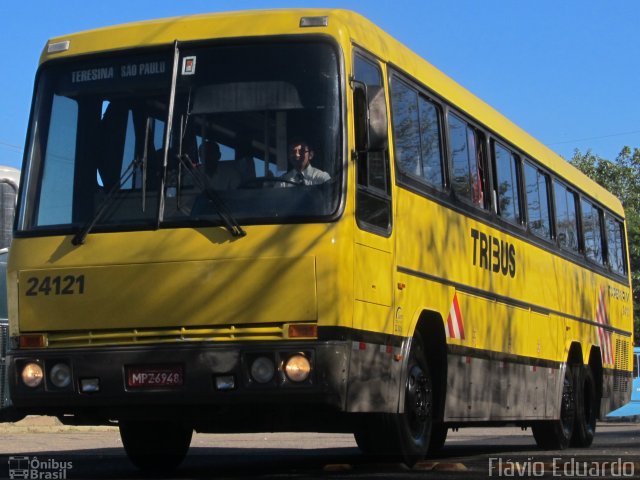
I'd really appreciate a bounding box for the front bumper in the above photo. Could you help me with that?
[8,341,350,422]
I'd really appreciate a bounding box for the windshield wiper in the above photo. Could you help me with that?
[71,158,139,246]
[176,153,246,237]
[158,42,244,238]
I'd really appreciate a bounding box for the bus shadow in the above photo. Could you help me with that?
[8,435,637,480]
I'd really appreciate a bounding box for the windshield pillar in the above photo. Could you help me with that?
[157,41,181,228]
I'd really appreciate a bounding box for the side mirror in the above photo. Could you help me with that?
[353,83,388,152]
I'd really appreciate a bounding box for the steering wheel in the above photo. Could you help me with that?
[238,177,302,188]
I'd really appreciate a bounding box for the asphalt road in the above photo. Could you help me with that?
[0,418,639,479]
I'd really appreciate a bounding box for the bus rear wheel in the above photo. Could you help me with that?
[119,420,193,472]
[532,365,576,450]
[354,332,433,466]
[571,365,597,447]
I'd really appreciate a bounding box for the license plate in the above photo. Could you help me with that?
[126,365,184,389]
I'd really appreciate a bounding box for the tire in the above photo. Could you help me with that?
[571,365,597,447]
[428,422,447,452]
[119,420,193,472]
[353,414,384,455]
[354,332,433,466]
[532,365,576,450]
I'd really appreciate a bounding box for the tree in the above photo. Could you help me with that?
[570,147,640,341]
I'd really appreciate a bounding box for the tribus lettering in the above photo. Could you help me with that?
[471,228,516,278]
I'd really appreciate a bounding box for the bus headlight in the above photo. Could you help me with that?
[50,363,72,388]
[250,356,275,384]
[284,354,311,382]
[21,362,44,388]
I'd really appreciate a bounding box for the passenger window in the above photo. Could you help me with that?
[391,81,420,177]
[448,113,485,207]
[580,199,604,264]
[390,78,443,188]
[605,214,626,275]
[355,56,383,86]
[554,181,579,253]
[418,98,444,187]
[524,160,551,240]
[492,142,521,225]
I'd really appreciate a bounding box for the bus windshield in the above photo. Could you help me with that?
[17,41,342,234]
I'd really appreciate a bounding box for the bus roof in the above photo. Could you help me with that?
[42,9,624,217]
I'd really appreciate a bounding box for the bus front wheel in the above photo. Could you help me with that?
[354,332,433,466]
[428,423,448,452]
[119,420,193,472]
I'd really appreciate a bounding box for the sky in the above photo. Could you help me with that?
[0,1,638,170]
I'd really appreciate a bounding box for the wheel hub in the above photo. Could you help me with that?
[406,364,431,434]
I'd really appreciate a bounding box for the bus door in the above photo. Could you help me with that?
[352,52,394,336]
[348,51,398,412]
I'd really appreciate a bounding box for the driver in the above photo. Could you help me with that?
[279,140,330,187]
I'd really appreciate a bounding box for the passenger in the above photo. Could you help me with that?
[279,140,330,187]
[199,139,241,190]
[234,143,256,184]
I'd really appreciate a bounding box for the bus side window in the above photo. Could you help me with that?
[524,160,552,240]
[605,214,627,275]
[492,141,522,225]
[447,113,486,208]
[553,180,579,253]
[390,76,444,190]
[581,198,605,265]
[354,54,392,235]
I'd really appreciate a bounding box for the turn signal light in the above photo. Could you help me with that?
[288,324,317,339]
[19,334,48,349]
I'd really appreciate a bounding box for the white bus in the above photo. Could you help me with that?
[0,166,20,419]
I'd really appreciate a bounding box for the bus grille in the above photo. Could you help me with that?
[46,322,315,348]
[613,338,630,393]
[0,321,7,409]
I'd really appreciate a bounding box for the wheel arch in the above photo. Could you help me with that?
[587,345,604,415]
[567,341,584,366]
[411,310,448,423]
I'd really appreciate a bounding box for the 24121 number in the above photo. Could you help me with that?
[25,275,85,296]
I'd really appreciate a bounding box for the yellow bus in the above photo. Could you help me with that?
[8,9,633,470]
